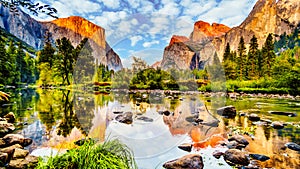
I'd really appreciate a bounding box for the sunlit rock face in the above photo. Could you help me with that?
[213,0,300,61]
[190,21,230,42]
[0,6,122,70]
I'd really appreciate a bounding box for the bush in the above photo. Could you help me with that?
[36,139,137,169]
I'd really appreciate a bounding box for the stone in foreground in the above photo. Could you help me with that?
[249,154,270,161]
[228,135,249,146]
[2,134,32,147]
[216,106,236,118]
[178,143,193,152]
[115,112,133,124]
[8,155,38,169]
[285,142,300,151]
[223,149,250,166]
[163,154,204,169]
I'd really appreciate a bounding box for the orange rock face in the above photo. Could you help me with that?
[191,20,230,41]
[51,16,106,49]
[169,35,190,45]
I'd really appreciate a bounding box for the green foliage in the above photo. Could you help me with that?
[0,0,58,18]
[36,139,137,169]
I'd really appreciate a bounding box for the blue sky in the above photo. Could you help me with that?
[34,0,257,67]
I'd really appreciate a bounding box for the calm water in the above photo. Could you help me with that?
[1,88,299,169]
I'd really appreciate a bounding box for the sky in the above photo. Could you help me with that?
[34,0,257,67]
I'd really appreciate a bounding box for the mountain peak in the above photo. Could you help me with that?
[51,16,104,42]
[169,35,189,45]
[191,20,230,42]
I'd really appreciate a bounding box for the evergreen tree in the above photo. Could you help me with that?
[39,31,55,68]
[16,42,27,83]
[0,34,8,85]
[237,36,246,80]
[248,35,259,79]
[223,43,231,62]
[6,41,18,84]
[54,37,77,85]
[262,34,275,77]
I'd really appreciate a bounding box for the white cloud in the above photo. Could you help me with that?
[143,40,159,48]
[101,0,120,9]
[49,0,101,18]
[130,35,143,46]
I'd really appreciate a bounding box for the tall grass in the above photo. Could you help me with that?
[36,139,137,169]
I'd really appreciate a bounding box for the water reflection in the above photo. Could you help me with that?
[1,89,299,168]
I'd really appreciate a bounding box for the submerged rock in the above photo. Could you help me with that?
[268,111,297,117]
[217,106,236,118]
[178,143,193,152]
[115,112,133,124]
[284,142,300,151]
[228,135,249,146]
[248,113,260,121]
[163,154,204,169]
[136,116,154,122]
[0,152,8,166]
[223,149,250,166]
[212,151,224,159]
[249,154,270,161]
[3,112,15,123]
[271,121,284,129]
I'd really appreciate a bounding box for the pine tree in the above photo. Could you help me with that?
[262,34,275,77]
[16,42,27,83]
[248,35,259,79]
[237,36,246,80]
[39,31,55,68]
[0,34,8,85]
[223,43,231,62]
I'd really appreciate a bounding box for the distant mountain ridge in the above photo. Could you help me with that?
[160,0,300,70]
[0,5,122,70]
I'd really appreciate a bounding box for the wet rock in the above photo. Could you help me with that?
[185,115,198,123]
[228,135,249,146]
[248,113,260,121]
[212,151,224,159]
[3,112,15,123]
[2,134,32,147]
[223,149,250,166]
[12,148,29,159]
[113,111,123,114]
[271,121,284,129]
[199,120,219,127]
[115,112,133,124]
[162,110,171,116]
[217,106,236,118]
[137,116,154,122]
[0,121,15,136]
[239,112,246,116]
[249,154,270,162]
[178,143,193,152]
[8,155,38,169]
[268,111,297,117]
[0,152,8,166]
[226,141,247,150]
[0,144,21,154]
[0,139,5,148]
[284,142,300,151]
[163,154,204,169]
[260,119,272,124]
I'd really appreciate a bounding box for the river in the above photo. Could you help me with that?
[0,88,299,169]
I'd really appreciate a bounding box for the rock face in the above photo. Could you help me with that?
[161,22,227,70]
[190,21,230,42]
[0,5,122,70]
[163,154,204,169]
[161,0,300,69]
[213,0,300,60]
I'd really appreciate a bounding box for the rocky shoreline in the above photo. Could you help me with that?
[0,112,38,168]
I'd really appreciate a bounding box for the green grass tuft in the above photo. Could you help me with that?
[36,139,137,169]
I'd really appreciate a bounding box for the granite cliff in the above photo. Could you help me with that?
[0,5,122,70]
[161,0,299,70]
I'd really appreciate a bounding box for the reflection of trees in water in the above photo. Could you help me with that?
[56,90,87,137]
[74,93,95,135]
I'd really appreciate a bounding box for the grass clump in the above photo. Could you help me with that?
[36,139,137,169]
